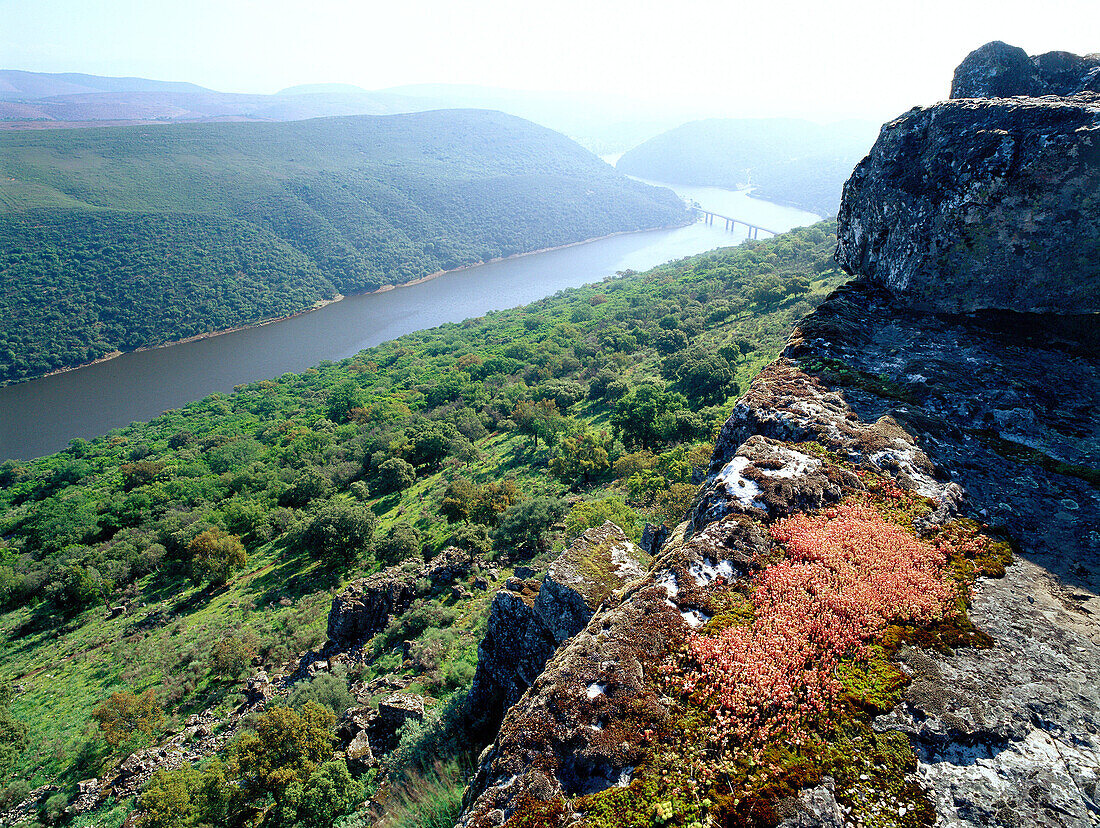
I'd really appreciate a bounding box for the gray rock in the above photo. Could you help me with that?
[951,41,1100,99]
[836,93,1100,314]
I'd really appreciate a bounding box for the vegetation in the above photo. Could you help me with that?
[0,223,844,824]
[0,109,686,384]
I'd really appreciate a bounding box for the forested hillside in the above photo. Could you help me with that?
[616,117,877,215]
[0,110,687,385]
[0,223,844,827]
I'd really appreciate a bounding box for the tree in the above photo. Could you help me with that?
[549,428,611,485]
[189,528,247,587]
[375,521,422,565]
[610,385,687,451]
[300,500,377,569]
[375,457,416,495]
[440,477,477,524]
[492,497,567,554]
[512,398,565,450]
[92,688,164,748]
[325,380,365,423]
[564,497,638,543]
[229,702,335,802]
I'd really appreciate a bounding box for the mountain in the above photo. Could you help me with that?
[276,83,372,95]
[616,117,879,215]
[0,109,686,384]
[0,72,702,154]
[0,69,212,100]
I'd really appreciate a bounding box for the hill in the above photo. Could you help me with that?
[0,109,687,385]
[616,117,878,215]
[276,83,372,96]
[0,70,212,100]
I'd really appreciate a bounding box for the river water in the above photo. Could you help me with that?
[1,187,819,460]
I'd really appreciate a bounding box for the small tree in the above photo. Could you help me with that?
[92,688,164,748]
[229,702,335,802]
[492,497,567,555]
[300,500,377,569]
[549,428,612,486]
[375,458,416,495]
[189,528,247,587]
[376,521,422,565]
[450,523,492,554]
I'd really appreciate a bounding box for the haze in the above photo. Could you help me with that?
[5,0,1099,123]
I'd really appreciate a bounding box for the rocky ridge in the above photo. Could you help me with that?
[457,43,1100,828]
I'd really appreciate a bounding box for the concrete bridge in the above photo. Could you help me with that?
[694,206,778,239]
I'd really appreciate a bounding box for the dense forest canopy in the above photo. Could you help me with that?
[0,223,844,827]
[616,117,878,216]
[0,110,687,385]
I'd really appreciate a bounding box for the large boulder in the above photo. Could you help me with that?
[836,94,1100,313]
[467,523,650,738]
[950,41,1100,99]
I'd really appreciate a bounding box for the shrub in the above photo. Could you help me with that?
[188,528,247,587]
[92,688,164,748]
[209,635,257,679]
[492,497,567,555]
[449,523,491,554]
[300,500,377,570]
[376,522,422,566]
[287,671,353,717]
[564,497,638,543]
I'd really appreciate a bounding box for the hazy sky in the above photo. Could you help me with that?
[3,0,1098,121]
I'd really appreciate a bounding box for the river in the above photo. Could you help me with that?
[1,187,819,460]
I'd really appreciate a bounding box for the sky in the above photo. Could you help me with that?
[3,0,1098,122]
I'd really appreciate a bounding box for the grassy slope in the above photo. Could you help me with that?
[0,110,686,384]
[0,223,845,807]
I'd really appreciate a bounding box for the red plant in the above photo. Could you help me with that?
[682,501,956,753]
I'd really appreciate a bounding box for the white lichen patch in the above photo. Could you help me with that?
[681,608,711,628]
[755,446,821,480]
[610,541,647,580]
[689,558,735,587]
[657,570,679,598]
[716,456,765,509]
[617,767,634,787]
[868,446,942,498]
[586,682,607,699]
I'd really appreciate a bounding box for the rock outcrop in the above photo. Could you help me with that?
[458,44,1099,828]
[326,547,472,649]
[467,522,650,738]
[951,40,1100,99]
[837,48,1100,314]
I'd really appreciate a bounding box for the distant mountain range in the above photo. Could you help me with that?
[616,118,879,216]
[0,71,700,153]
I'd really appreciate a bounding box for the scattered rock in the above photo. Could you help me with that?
[951,41,1100,99]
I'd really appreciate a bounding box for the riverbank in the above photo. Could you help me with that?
[30,219,694,388]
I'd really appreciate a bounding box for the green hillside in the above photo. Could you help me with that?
[616,117,877,216]
[0,110,687,385]
[0,223,844,826]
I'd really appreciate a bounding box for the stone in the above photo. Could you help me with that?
[326,565,419,649]
[836,94,1100,314]
[467,524,649,740]
[951,41,1100,99]
[369,693,425,755]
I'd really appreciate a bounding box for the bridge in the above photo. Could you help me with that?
[693,206,778,239]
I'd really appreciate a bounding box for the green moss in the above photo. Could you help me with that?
[973,430,1100,490]
[797,356,920,405]
[837,648,908,715]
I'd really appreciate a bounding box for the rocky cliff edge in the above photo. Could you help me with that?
[457,43,1100,828]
